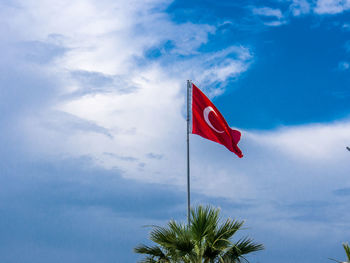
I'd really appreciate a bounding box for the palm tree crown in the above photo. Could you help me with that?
[135,205,264,263]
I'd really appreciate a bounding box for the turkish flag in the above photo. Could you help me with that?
[191,83,243,158]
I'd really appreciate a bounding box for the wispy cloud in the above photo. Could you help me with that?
[289,0,311,16]
[252,6,287,27]
[253,7,283,19]
[314,0,350,15]
[251,0,350,26]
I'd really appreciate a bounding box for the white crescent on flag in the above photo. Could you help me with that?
[203,106,224,133]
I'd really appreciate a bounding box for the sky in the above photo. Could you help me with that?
[0,0,350,262]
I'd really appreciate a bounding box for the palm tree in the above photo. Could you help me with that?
[134,205,264,263]
[329,243,350,263]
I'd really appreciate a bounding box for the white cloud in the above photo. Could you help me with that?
[253,7,284,19]
[1,0,215,76]
[252,0,350,20]
[314,0,350,14]
[248,121,350,162]
[263,20,286,27]
[252,7,287,27]
[2,0,252,188]
[290,0,311,16]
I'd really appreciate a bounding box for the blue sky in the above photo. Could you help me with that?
[1,0,350,262]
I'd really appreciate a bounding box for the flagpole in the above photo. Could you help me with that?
[186,80,191,226]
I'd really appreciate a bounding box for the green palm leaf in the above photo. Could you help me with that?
[343,243,350,262]
[134,245,171,262]
[221,237,264,263]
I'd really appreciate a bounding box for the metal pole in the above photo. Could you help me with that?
[186,80,191,226]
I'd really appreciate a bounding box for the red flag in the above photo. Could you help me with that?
[191,83,243,158]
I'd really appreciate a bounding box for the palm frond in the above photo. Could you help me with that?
[221,237,264,262]
[343,243,350,261]
[190,205,220,241]
[134,245,165,256]
[328,257,344,263]
[150,226,178,248]
[139,256,158,263]
[134,244,172,263]
[211,219,245,250]
[134,244,164,256]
